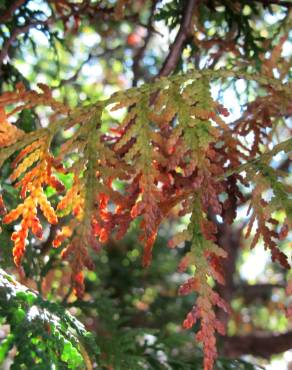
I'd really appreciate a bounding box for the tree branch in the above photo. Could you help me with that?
[132,0,158,86]
[0,20,50,68]
[213,217,242,326]
[158,0,196,77]
[38,224,59,256]
[254,0,292,7]
[216,137,292,181]
[234,283,285,302]
[0,0,26,23]
[55,53,93,89]
[223,331,292,357]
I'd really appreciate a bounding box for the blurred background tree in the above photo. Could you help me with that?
[0,0,291,369]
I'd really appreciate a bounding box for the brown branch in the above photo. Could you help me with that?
[234,283,285,303]
[55,45,124,89]
[158,0,196,77]
[0,20,50,67]
[0,0,26,23]
[0,2,115,68]
[254,0,292,7]
[55,53,93,89]
[223,331,292,357]
[132,0,158,86]
[38,224,59,255]
[235,283,285,293]
[214,218,242,327]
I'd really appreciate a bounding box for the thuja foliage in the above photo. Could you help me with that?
[0,269,99,369]
[0,269,260,370]
[0,68,291,370]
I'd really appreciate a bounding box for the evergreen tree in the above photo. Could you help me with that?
[0,1,291,369]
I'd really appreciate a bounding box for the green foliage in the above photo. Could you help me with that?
[0,269,99,369]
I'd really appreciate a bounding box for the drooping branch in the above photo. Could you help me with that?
[216,136,292,181]
[0,66,291,370]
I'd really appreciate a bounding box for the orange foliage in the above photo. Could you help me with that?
[0,72,291,370]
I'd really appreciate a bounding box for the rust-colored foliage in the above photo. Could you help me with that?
[0,107,24,147]
[0,71,291,370]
